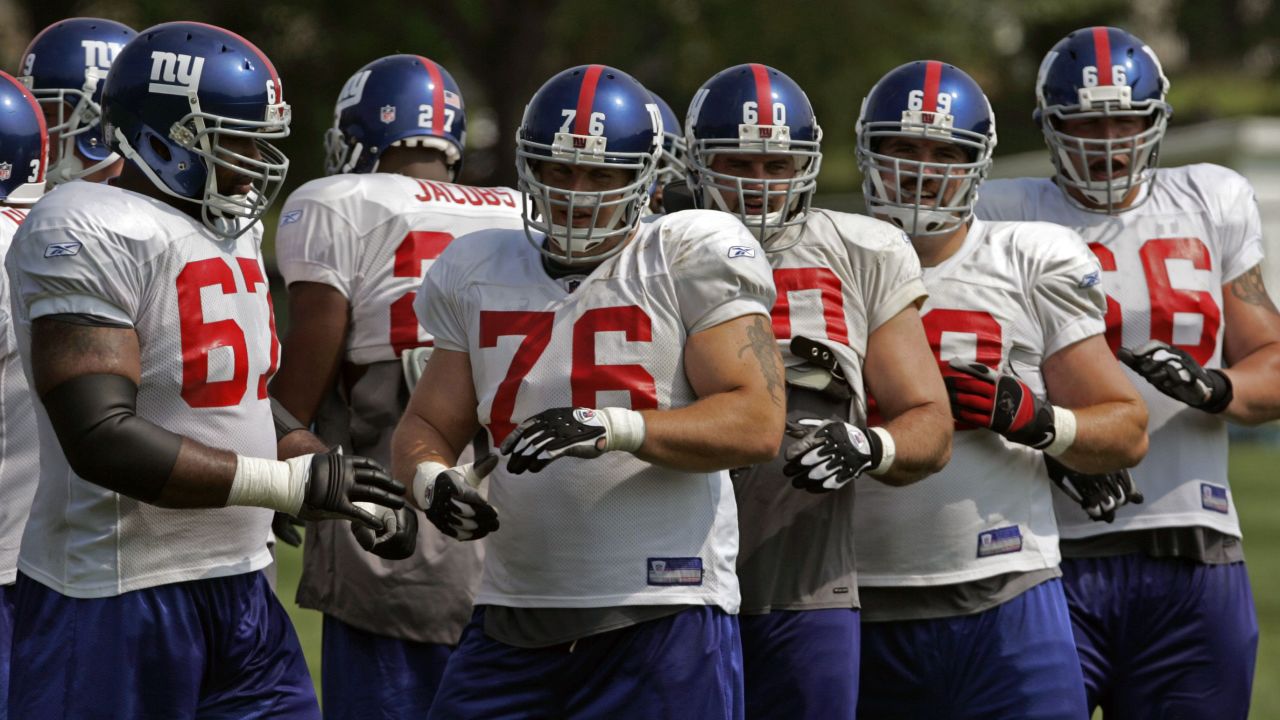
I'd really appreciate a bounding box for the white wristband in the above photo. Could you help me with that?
[412,461,449,509]
[868,426,896,476]
[1044,406,1078,458]
[227,454,309,514]
[599,407,646,453]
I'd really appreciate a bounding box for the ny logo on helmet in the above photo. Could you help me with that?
[148,51,205,96]
[81,40,124,70]
[334,70,371,114]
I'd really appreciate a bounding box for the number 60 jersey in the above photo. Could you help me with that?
[978,164,1263,541]
[415,210,776,612]
[6,181,279,598]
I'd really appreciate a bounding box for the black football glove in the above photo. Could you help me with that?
[271,512,304,547]
[500,407,645,474]
[1044,455,1144,523]
[416,455,500,541]
[1117,340,1233,413]
[296,449,405,530]
[946,359,1057,449]
[352,504,419,560]
[783,418,884,493]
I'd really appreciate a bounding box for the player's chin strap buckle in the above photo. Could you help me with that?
[786,336,852,400]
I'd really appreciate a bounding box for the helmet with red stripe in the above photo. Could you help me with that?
[324,54,466,178]
[101,22,290,240]
[18,17,136,185]
[685,63,822,244]
[0,70,49,204]
[856,60,996,238]
[1035,26,1171,213]
[516,64,661,265]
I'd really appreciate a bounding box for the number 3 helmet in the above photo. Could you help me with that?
[856,60,996,237]
[101,22,290,239]
[516,64,661,265]
[0,70,49,204]
[18,17,136,185]
[685,63,822,244]
[324,54,466,178]
[1035,26,1171,212]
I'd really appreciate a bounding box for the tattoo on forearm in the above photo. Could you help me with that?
[1231,265,1278,311]
[739,315,784,407]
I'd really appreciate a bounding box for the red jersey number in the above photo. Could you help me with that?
[390,231,454,356]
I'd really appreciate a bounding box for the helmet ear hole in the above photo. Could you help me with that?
[149,134,173,163]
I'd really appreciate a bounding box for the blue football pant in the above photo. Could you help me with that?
[0,583,14,720]
[858,578,1088,719]
[1062,555,1257,719]
[321,614,453,719]
[740,608,859,720]
[428,605,744,720]
[8,571,318,720]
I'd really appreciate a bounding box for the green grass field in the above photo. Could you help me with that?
[272,442,1280,715]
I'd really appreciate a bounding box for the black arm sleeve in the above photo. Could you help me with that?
[269,396,306,441]
[39,373,184,503]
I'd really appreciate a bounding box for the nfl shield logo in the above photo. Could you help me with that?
[380,105,396,124]
[0,163,10,181]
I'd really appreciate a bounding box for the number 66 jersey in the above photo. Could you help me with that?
[978,164,1263,542]
[6,181,279,598]
[414,210,776,612]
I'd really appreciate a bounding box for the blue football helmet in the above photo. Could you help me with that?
[649,91,686,187]
[101,22,290,240]
[856,60,996,238]
[0,71,49,204]
[686,63,822,244]
[516,64,661,265]
[324,54,466,178]
[1036,26,1171,212]
[18,17,135,185]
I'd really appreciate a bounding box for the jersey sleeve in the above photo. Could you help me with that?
[414,243,469,352]
[859,227,928,333]
[974,179,1032,222]
[666,211,776,334]
[1206,166,1266,284]
[1025,225,1108,358]
[274,190,360,298]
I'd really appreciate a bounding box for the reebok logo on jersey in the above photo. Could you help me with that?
[727,245,756,259]
[1200,483,1230,514]
[44,242,82,258]
[280,209,303,226]
[1078,270,1101,288]
[647,557,703,586]
[976,526,1022,557]
[148,51,204,95]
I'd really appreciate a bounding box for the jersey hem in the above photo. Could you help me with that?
[857,556,1060,588]
[1058,512,1242,540]
[474,590,740,614]
[16,547,274,599]
[278,260,351,299]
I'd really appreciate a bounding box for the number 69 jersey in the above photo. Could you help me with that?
[978,164,1263,540]
[7,182,279,599]
[854,218,1106,586]
[415,210,776,612]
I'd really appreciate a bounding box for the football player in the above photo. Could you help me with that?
[18,17,135,185]
[271,53,524,718]
[0,70,47,720]
[851,61,1148,718]
[977,27,1280,718]
[647,90,686,212]
[391,64,785,719]
[5,23,403,718]
[683,63,952,719]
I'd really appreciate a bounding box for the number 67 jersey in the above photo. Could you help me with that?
[978,164,1264,541]
[6,181,279,598]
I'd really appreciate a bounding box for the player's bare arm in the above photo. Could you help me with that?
[1219,265,1280,424]
[270,280,350,426]
[391,347,481,496]
[1043,335,1148,473]
[862,305,952,485]
[634,313,785,471]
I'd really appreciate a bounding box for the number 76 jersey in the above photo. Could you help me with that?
[978,164,1265,541]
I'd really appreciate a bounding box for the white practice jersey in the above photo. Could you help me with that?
[7,182,278,598]
[978,165,1264,540]
[735,209,926,611]
[276,174,524,364]
[0,207,38,585]
[855,218,1107,586]
[416,210,775,611]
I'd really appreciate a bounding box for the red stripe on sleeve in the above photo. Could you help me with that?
[574,65,604,135]
[1093,27,1113,85]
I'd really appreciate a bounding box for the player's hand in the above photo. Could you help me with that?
[352,504,419,559]
[500,407,646,474]
[1117,340,1233,413]
[945,360,1057,449]
[271,512,304,547]
[290,449,405,528]
[415,455,500,541]
[783,418,883,493]
[1044,455,1144,523]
